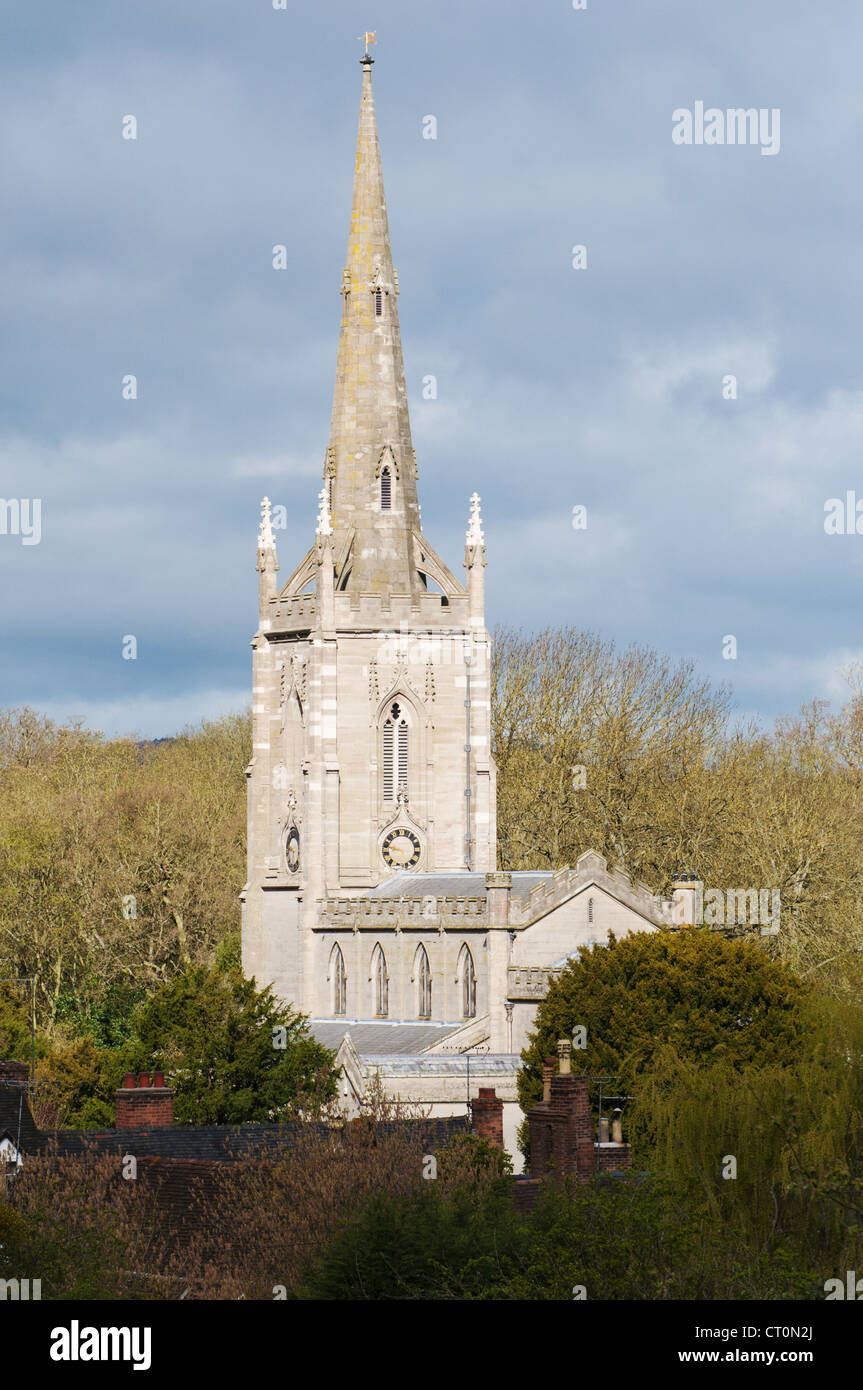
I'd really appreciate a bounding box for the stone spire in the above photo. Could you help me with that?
[326,49,421,597]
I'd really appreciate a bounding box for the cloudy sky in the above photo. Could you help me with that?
[2,0,861,737]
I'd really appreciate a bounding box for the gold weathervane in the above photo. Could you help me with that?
[358,31,377,56]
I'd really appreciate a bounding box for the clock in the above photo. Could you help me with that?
[382,827,421,869]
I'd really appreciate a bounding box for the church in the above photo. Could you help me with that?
[240,46,696,1162]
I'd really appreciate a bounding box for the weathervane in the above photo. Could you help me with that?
[357,30,377,57]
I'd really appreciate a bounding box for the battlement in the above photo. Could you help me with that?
[266,588,475,638]
[267,594,317,631]
[317,894,488,928]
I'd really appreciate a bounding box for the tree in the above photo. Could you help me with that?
[0,708,251,1029]
[123,938,338,1124]
[518,929,809,1113]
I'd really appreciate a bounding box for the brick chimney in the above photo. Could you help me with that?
[470,1087,504,1149]
[526,1040,631,1184]
[115,1072,174,1129]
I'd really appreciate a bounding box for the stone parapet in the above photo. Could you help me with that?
[318,895,488,927]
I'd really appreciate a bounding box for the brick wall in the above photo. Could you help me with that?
[526,1070,632,1183]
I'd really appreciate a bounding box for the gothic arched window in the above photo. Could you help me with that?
[372,944,388,1017]
[459,945,476,1019]
[375,287,383,316]
[416,945,432,1019]
[382,702,408,802]
[380,466,392,510]
[330,944,346,1016]
[588,896,594,924]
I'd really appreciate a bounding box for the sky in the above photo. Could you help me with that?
[2,0,862,738]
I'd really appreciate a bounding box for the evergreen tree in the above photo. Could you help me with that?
[518,929,808,1112]
[124,938,337,1124]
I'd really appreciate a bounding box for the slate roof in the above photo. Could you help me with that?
[39,1116,469,1161]
[362,1054,519,1077]
[309,1019,464,1055]
[366,871,555,901]
[46,1122,324,1161]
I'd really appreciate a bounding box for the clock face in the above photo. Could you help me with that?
[382,827,421,869]
[286,828,300,873]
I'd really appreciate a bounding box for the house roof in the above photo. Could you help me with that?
[42,1115,469,1161]
[46,1123,326,1161]
[0,1085,41,1155]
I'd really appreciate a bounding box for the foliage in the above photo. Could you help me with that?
[297,1174,821,1301]
[32,1037,124,1129]
[632,995,863,1274]
[518,928,809,1113]
[120,945,338,1125]
[494,629,863,998]
[4,1147,170,1299]
[0,708,250,1030]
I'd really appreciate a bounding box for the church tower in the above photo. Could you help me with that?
[242,50,497,1012]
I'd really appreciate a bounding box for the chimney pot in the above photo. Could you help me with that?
[542,1057,555,1104]
[115,1072,174,1129]
[557,1038,572,1076]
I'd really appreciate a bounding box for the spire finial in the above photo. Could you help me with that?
[258,496,275,551]
[466,492,485,547]
[316,486,333,538]
[357,30,377,60]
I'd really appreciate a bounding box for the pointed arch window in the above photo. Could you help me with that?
[416,945,432,1019]
[380,466,392,510]
[331,945,346,1016]
[382,702,408,802]
[372,944,388,1017]
[375,287,383,316]
[459,945,476,1019]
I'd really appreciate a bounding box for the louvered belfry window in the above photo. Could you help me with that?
[380,466,392,510]
[375,287,383,316]
[383,703,407,801]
